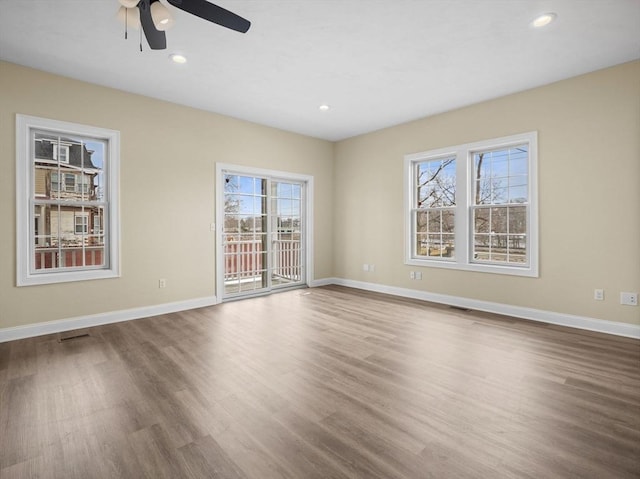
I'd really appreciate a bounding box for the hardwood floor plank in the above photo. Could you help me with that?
[178,435,250,479]
[218,393,350,479]
[1,285,638,478]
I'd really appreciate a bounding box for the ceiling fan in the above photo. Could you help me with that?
[117,0,250,50]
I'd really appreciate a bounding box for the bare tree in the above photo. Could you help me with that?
[417,158,456,208]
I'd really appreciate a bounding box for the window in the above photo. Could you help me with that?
[93,214,102,234]
[16,115,120,286]
[53,144,69,163]
[64,173,76,192]
[75,213,89,234]
[51,172,60,192]
[415,156,456,259]
[405,132,538,277]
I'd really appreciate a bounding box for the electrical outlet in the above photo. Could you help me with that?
[594,289,604,301]
[620,292,638,306]
[362,264,369,272]
[159,278,167,289]
[409,271,415,279]
[369,264,375,272]
[415,271,422,280]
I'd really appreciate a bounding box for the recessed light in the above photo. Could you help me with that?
[169,53,187,64]
[319,104,330,111]
[532,12,557,28]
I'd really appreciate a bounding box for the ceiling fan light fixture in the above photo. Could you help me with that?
[116,6,141,29]
[151,1,174,31]
[169,53,187,64]
[118,0,139,8]
[319,104,330,112]
[532,12,557,28]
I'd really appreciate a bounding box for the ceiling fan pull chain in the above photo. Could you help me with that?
[124,7,128,39]
[140,28,143,51]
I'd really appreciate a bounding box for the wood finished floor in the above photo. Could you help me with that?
[1,285,639,479]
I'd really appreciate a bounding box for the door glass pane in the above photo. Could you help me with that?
[271,180,303,287]
[223,175,268,297]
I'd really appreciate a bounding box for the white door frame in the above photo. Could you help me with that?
[215,163,314,302]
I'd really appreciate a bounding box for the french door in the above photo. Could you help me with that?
[217,165,310,300]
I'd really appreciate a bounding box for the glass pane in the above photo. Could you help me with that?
[474,208,490,233]
[278,183,292,198]
[34,204,54,270]
[427,234,442,257]
[441,234,455,258]
[442,210,455,233]
[473,234,491,262]
[491,235,508,262]
[474,179,491,205]
[508,174,528,200]
[473,144,528,206]
[239,176,254,194]
[427,210,442,233]
[491,207,507,234]
[473,152,489,205]
[508,206,526,234]
[224,174,239,192]
[416,233,428,256]
[279,199,294,216]
[224,215,240,237]
[224,194,242,214]
[510,157,528,176]
[490,152,509,179]
[492,186,508,205]
[509,235,527,263]
[416,211,429,233]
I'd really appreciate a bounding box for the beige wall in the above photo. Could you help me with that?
[0,61,334,329]
[333,60,640,326]
[1,60,638,332]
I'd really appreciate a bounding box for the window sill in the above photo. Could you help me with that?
[18,268,120,287]
[406,257,538,278]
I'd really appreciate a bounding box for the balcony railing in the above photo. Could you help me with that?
[34,246,104,270]
[224,239,301,285]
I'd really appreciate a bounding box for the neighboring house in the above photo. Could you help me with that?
[33,134,104,269]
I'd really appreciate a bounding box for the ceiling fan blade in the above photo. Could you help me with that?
[167,0,250,33]
[139,0,167,49]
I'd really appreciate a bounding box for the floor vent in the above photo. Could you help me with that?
[58,333,90,343]
[449,306,471,312]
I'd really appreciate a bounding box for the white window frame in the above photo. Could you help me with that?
[404,131,538,277]
[16,114,121,286]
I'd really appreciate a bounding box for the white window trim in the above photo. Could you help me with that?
[16,114,121,286]
[404,131,538,278]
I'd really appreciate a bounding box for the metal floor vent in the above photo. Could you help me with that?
[58,333,91,343]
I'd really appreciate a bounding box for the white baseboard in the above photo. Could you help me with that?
[3,278,638,343]
[309,277,335,287]
[313,278,640,339]
[0,296,218,343]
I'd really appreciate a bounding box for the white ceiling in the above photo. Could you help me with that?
[1,1,639,141]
